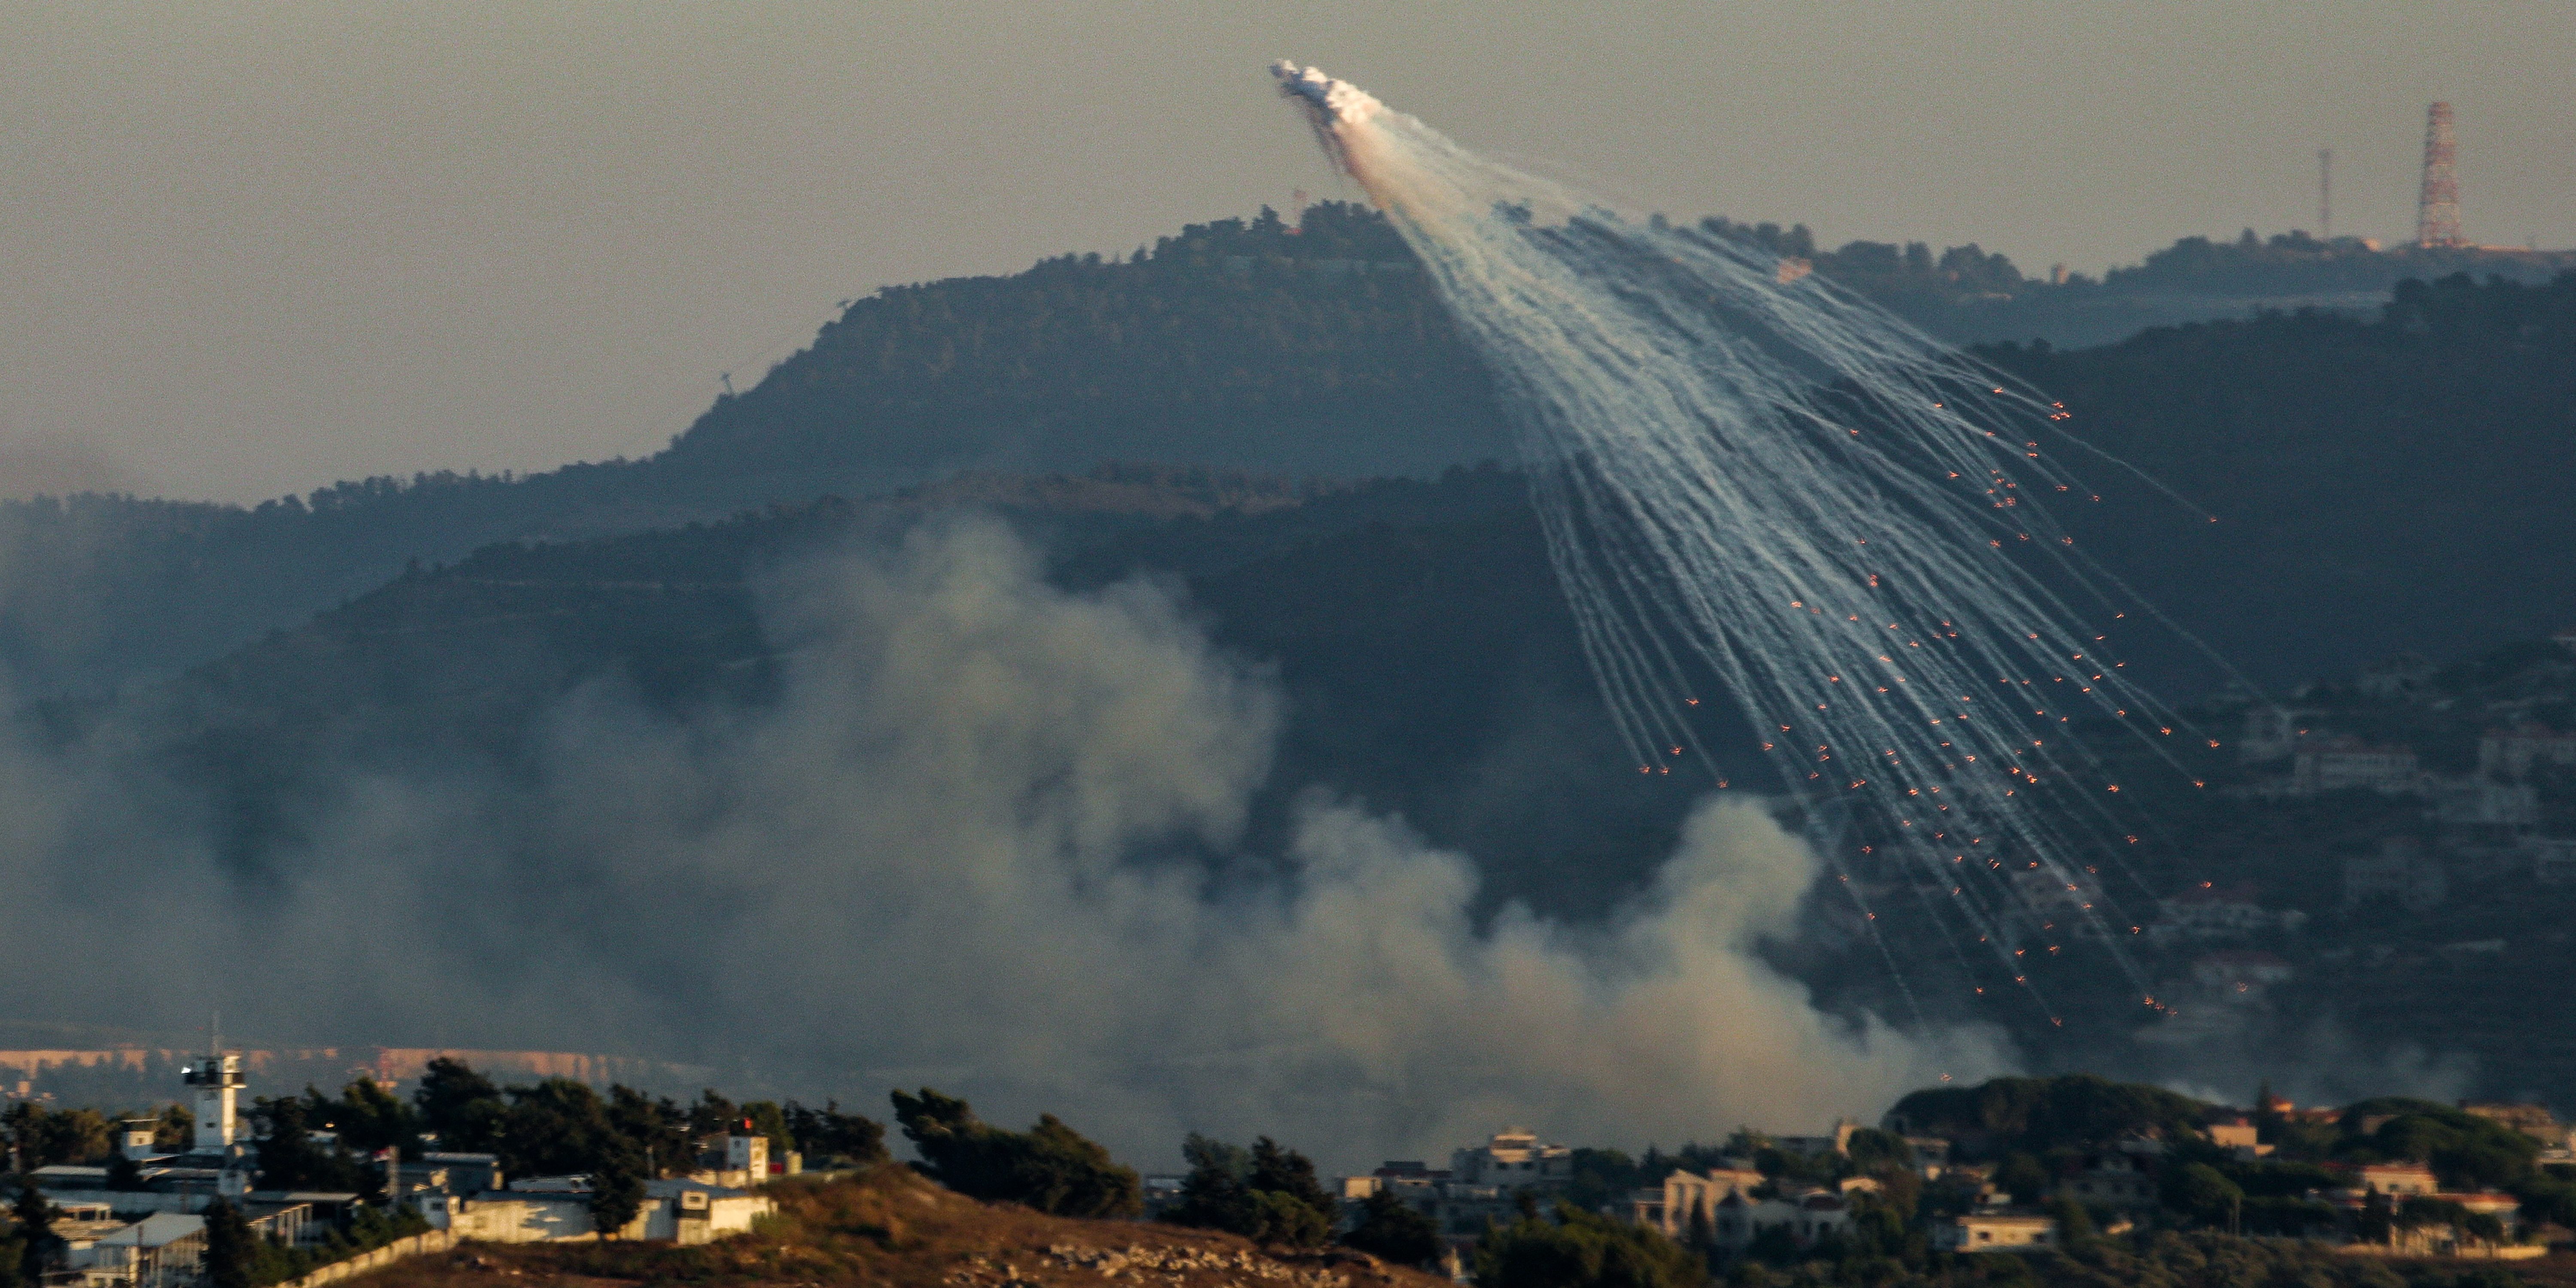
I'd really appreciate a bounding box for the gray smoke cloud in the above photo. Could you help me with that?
[0,519,2008,1167]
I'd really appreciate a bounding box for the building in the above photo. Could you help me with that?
[1932,1213,2057,1252]
[1449,1130,1571,1191]
[64,1212,206,1288]
[1343,1137,1566,1248]
[1774,1120,1862,1157]
[394,1153,504,1199]
[1631,1166,1763,1237]
[2053,1151,2158,1209]
[2335,1162,2439,1196]
[182,1050,245,1155]
[2204,1121,2275,1160]
[2190,951,2294,999]
[2344,840,2447,911]
[2458,1102,2563,1145]
[2433,778,2540,829]
[2291,738,2424,795]
[2530,837,2576,885]
[2150,884,2306,943]
[2480,726,2576,779]
[2357,653,2435,699]
[2240,707,2306,763]
[416,1174,774,1245]
[1706,1191,1852,1253]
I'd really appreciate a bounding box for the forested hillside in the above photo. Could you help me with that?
[1994,271,2576,689]
[2,200,2570,702]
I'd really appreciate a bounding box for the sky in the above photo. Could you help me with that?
[4,2,2571,505]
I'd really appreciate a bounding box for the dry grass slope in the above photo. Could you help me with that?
[350,1168,1450,1288]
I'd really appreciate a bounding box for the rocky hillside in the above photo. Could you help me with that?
[355,1169,1443,1288]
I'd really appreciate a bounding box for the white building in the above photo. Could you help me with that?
[1449,1130,1571,1191]
[1630,1166,1762,1237]
[2290,738,2423,795]
[420,1177,773,1245]
[2150,884,2306,942]
[2434,778,2541,828]
[1934,1213,2057,1252]
[2481,725,2576,778]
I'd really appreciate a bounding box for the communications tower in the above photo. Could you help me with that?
[2415,102,2462,248]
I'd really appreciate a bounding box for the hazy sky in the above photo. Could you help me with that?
[6,2,2570,504]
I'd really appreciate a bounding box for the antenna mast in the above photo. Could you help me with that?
[2415,103,2462,248]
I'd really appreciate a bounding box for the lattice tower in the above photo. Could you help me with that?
[2416,102,2462,248]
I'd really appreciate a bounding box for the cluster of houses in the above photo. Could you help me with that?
[1337,1097,2576,1267]
[7,1045,779,1288]
[2233,684,2576,907]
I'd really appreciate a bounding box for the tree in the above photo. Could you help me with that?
[738,1101,794,1158]
[1343,1189,1439,1268]
[1995,1153,2050,1206]
[1172,1135,1256,1233]
[12,1182,58,1288]
[1474,1204,1699,1288]
[783,1100,887,1170]
[686,1090,740,1142]
[608,1087,691,1179]
[201,1197,254,1288]
[141,1105,194,1154]
[2,1106,110,1170]
[1246,1138,1336,1247]
[413,1059,504,1151]
[2165,1163,2244,1231]
[889,1088,1139,1218]
[1844,1128,1914,1173]
[1013,1116,1145,1219]
[589,1149,647,1239]
[250,1096,354,1192]
[497,1079,623,1181]
[1171,1135,1334,1246]
[319,1079,417,1158]
[2358,1189,2394,1245]
[2042,1194,2094,1244]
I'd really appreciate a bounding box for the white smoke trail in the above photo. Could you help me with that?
[1273,63,2210,1021]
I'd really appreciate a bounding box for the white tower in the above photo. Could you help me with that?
[185,1050,244,1153]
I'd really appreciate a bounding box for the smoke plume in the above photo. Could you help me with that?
[0,520,2005,1166]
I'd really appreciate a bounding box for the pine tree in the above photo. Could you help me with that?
[589,1151,647,1239]
[202,1197,255,1288]
[12,1181,58,1287]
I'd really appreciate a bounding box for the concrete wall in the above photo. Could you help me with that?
[273,1231,457,1288]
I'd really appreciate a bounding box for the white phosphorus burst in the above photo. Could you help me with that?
[1272,63,2228,1021]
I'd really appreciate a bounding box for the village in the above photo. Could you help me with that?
[10,1042,2575,1288]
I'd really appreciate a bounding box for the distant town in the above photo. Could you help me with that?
[9,1039,2576,1288]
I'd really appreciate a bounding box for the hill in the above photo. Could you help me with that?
[359,1168,1439,1288]
[6,204,2567,702]
[1992,270,2576,690]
